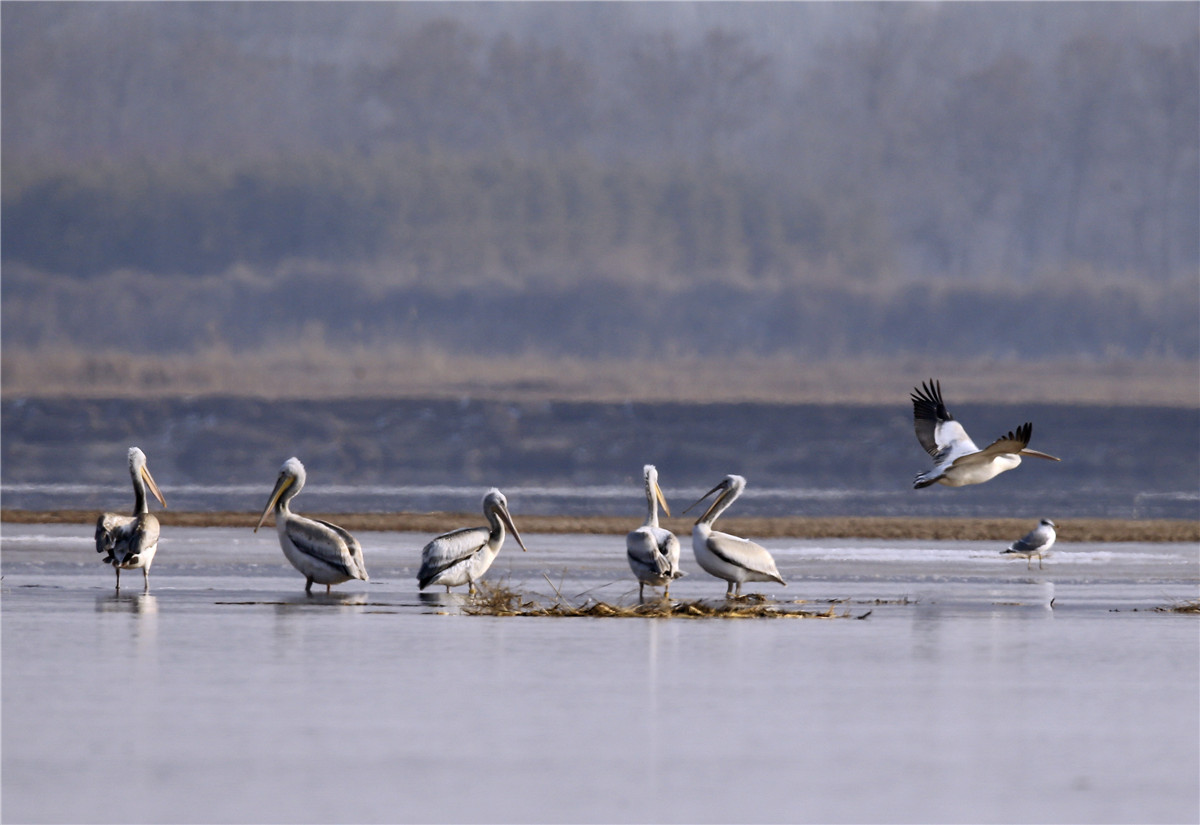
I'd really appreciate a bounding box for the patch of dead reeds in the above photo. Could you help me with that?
[1157,598,1200,614]
[461,581,860,619]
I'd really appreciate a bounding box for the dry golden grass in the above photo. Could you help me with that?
[5,509,1195,542]
[461,581,856,619]
[2,346,1196,405]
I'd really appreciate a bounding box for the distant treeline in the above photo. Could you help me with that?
[3,3,1198,285]
[2,154,840,284]
[3,4,1198,365]
[4,264,1195,361]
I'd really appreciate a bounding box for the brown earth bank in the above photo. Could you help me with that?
[5,510,1197,543]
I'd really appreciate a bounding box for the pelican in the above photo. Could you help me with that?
[255,457,368,593]
[684,474,785,598]
[626,464,684,600]
[911,379,1060,489]
[418,489,528,594]
[95,446,167,591]
[1002,518,1057,569]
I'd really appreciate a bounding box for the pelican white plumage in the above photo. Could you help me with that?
[911,379,1060,489]
[95,447,167,591]
[626,464,684,600]
[684,474,785,598]
[1002,518,1057,569]
[255,457,368,593]
[418,489,528,594]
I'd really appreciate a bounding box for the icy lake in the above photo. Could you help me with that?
[2,524,1197,823]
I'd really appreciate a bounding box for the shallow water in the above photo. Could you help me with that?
[3,525,1198,824]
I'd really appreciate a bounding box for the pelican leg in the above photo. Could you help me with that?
[115,566,121,591]
[326,584,331,594]
[468,579,476,596]
[638,582,646,602]
[143,568,150,592]
[305,576,314,594]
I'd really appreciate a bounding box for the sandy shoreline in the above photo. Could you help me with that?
[4,509,1196,543]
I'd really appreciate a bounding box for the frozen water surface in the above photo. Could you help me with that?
[3,525,1197,824]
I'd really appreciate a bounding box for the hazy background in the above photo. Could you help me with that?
[2,2,1198,399]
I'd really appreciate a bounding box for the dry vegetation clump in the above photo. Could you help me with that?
[460,582,857,619]
[1157,598,1200,614]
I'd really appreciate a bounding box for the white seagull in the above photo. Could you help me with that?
[95,446,168,591]
[911,379,1060,489]
[1002,518,1057,569]
[684,474,785,598]
[626,464,684,600]
[255,457,369,593]
[418,489,528,594]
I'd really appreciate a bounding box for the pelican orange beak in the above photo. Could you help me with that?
[255,473,293,533]
[497,501,528,552]
[141,465,167,509]
[683,479,727,516]
[654,479,671,518]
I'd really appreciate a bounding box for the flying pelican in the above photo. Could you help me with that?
[255,457,368,594]
[1002,518,1057,569]
[418,489,528,594]
[626,464,684,600]
[684,474,785,598]
[911,379,1060,489]
[95,446,167,591]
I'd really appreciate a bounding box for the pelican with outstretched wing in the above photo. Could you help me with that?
[684,474,785,599]
[255,457,368,593]
[626,464,684,600]
[95,447,167,591]
[1002,518,1057,569]
[911,379,1060,489]
[418,489,527,594]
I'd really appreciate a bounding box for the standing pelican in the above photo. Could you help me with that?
[911,379,1060,489]
[418,489,528,594]
[95,447,167,591]
[626,464,684,600]
[684,474,785,598]
[255,457,368,593]
[1002,518,1057,569]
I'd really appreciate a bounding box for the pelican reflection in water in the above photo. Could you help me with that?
[685,474,785,598]
[255,457,368,594]
[911,379,1060,489]
[418,489,527,594]
[626,464,683,600]
[95,447,167,591]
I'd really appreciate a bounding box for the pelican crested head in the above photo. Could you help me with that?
[128,446,167,509]
[484,488,527,552]
[255,457,306,532]
[643,464,670,517]
[683,474,745,524]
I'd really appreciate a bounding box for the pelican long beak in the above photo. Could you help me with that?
[255,475,293,533]
[654,480,671,518]
[141,466,167,509]
[696,490,730,525]
[683,480,727,515]
[1020,448,1061,461]
[497,503,528,552]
